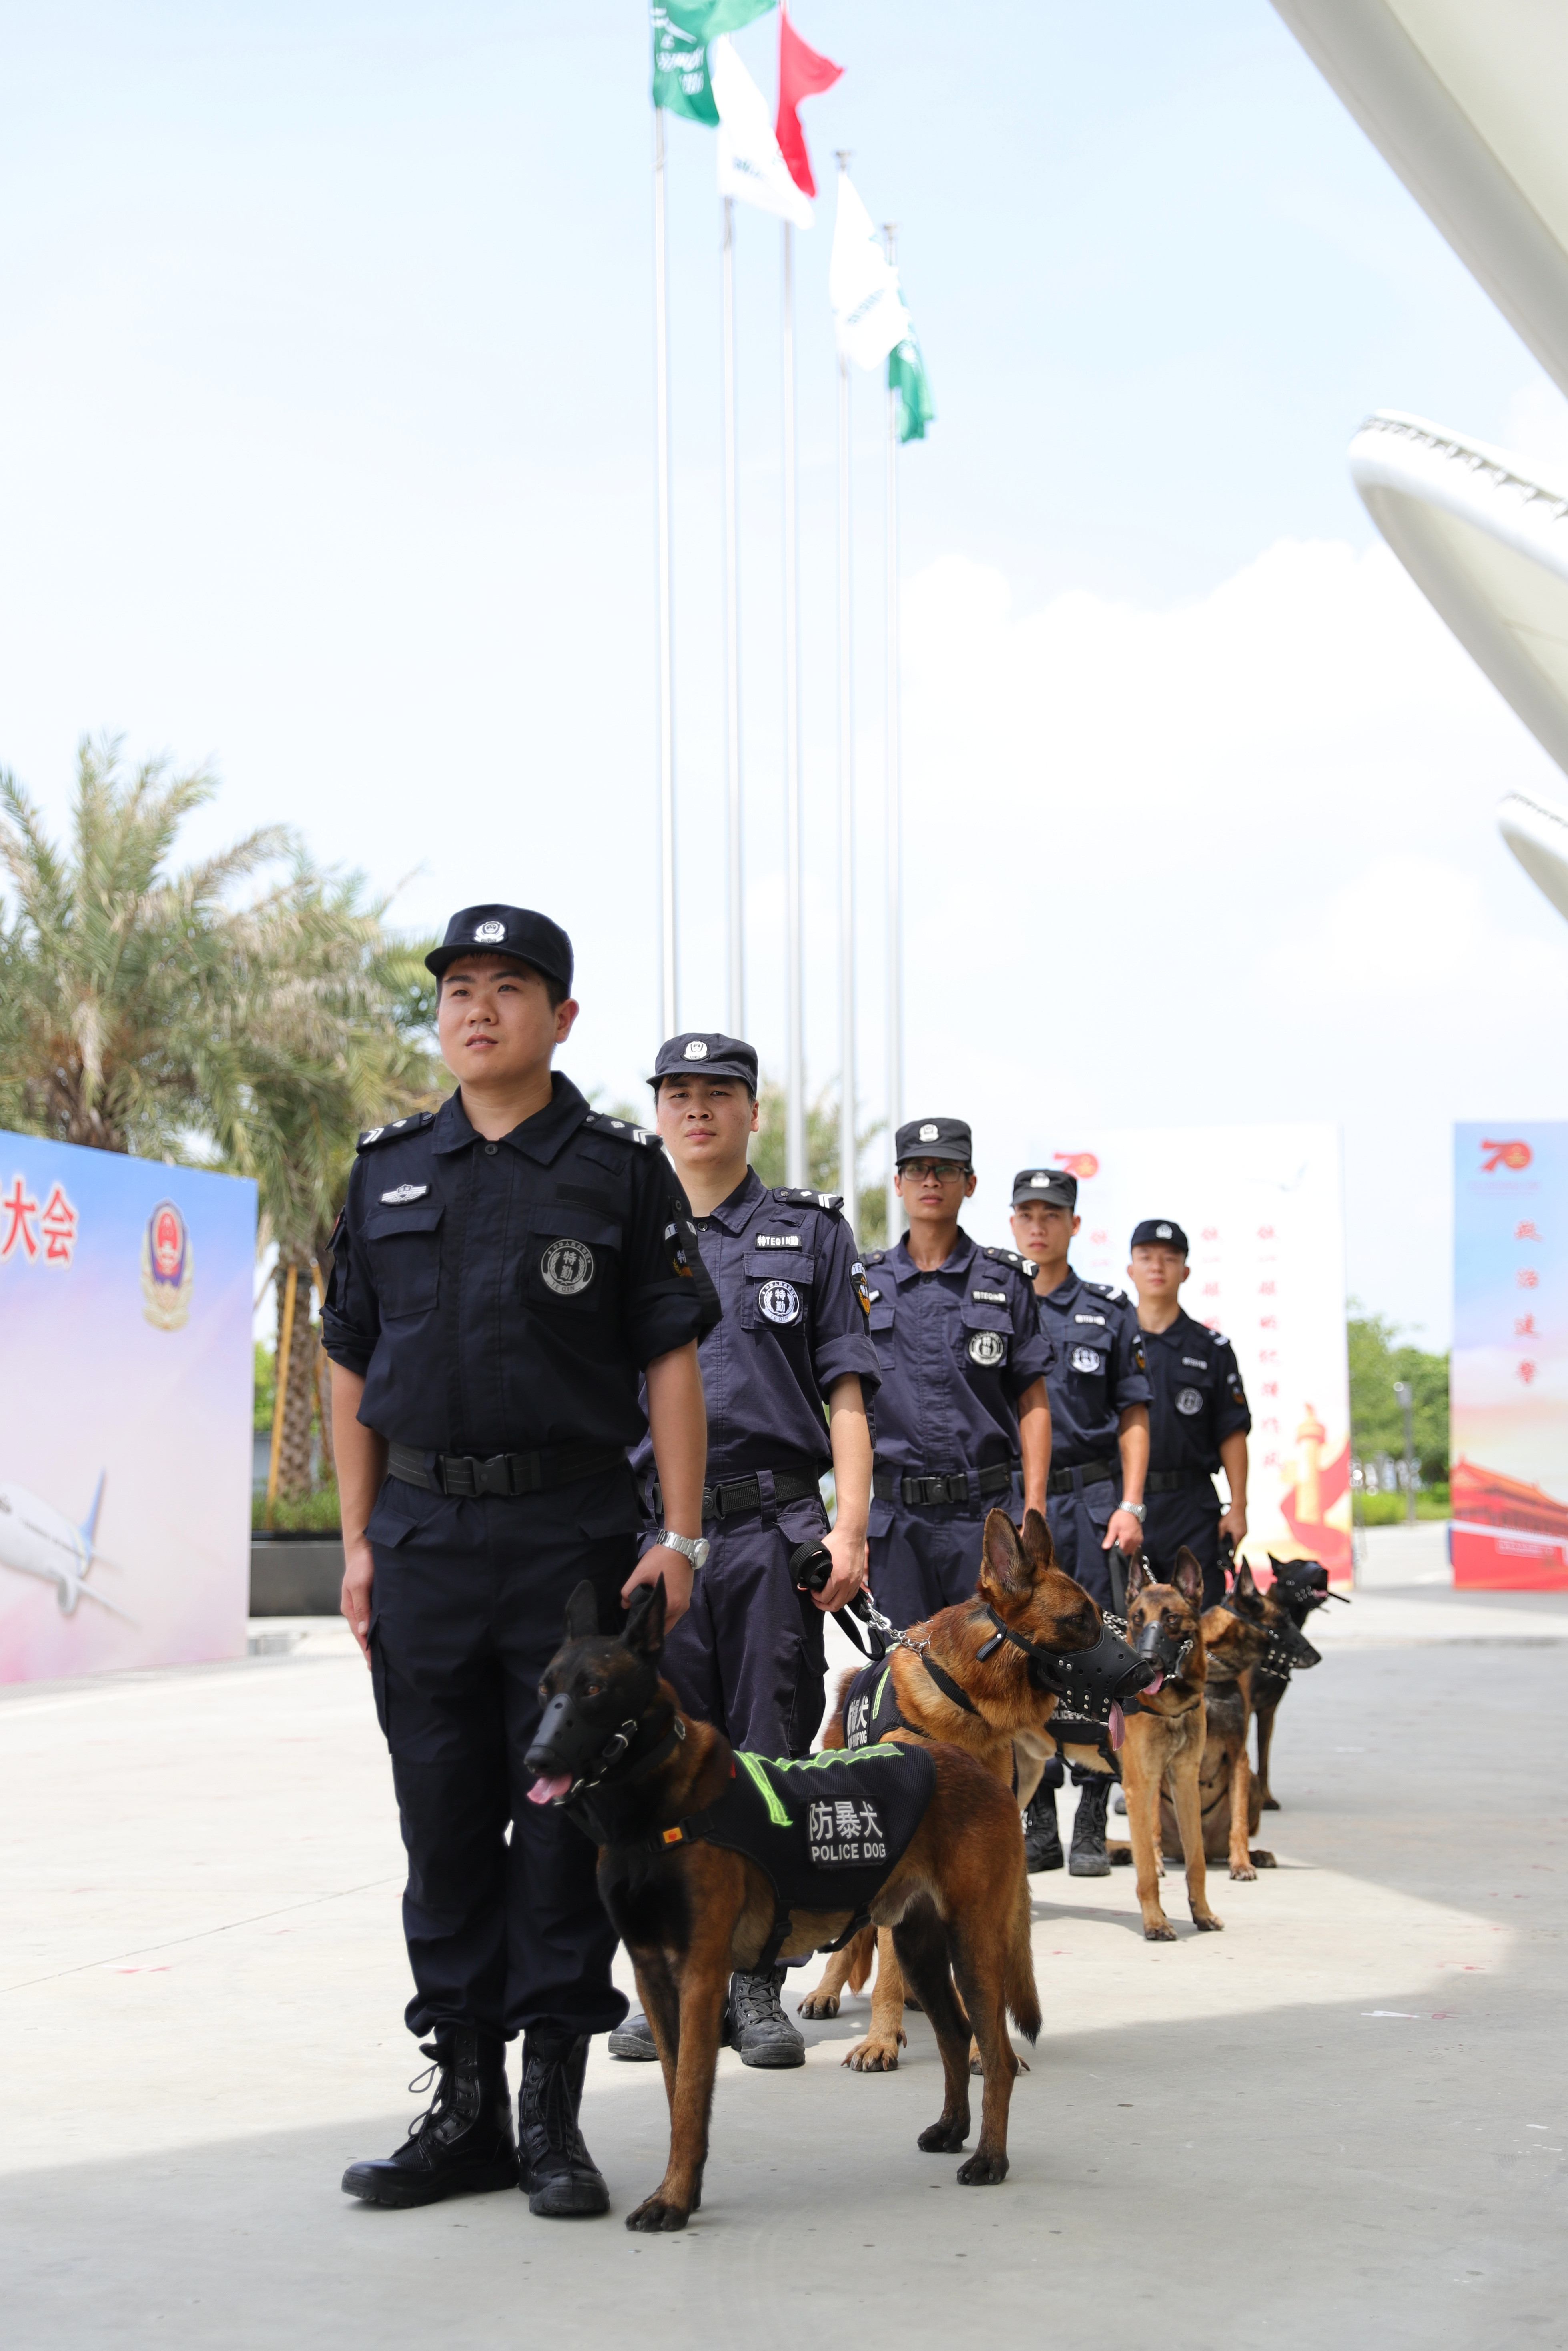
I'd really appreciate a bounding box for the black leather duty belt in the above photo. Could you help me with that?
[873,1462,1017,1509]
[1145,1467,1218,1495]
[388,1441,626,1499]
[650,1468,823,1522]
[1047,1457,1117,1496]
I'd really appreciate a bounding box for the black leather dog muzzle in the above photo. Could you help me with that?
[976,1609,1157,1719]
[1133,1617,1195,1682]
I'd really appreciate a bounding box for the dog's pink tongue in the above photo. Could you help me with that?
[1108,1702,1126,1752]
[527,1774,572,1806]
[1143,1671,1164,1695]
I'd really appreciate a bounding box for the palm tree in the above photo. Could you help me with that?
[0,734,439,1504]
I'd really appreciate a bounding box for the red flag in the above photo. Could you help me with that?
[775,7,842,198]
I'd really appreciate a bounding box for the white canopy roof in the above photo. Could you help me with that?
[1271,0,1568,398]
[1350,409,1568,913]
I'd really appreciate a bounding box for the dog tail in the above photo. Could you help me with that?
[1005,1881,1041,2046]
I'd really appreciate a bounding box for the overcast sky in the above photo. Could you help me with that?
[3,0,1567,1346]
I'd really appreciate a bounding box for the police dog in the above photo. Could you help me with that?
[798,1507,1116,2072]
[1107,1549,1224,1940]
[1245,1556,1340,1808]
[1172,1557,1313,1878]
[525,1576,1041,2230]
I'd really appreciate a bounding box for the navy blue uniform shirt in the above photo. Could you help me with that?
[630,1169,880,1488]
[1141,1307,1250,1473]
[1037,1271,1152,1466]
[321,1076,720,1452]
[862,1229,1054,1482]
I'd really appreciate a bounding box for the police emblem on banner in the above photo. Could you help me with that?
[758,1278,801,1325]
[968,1329,1006,1368]
[1070,1344,1104,1374]
[1175,1386,1203,1415]
[541,1238,596,1295]
[141,1199,194,1331]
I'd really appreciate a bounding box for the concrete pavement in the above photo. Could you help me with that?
[2,1589,1564,2349]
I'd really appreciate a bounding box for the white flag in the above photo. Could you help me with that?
[830,170,908,369]
[711,37,813,229]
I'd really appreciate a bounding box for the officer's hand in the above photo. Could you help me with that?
[1104,1509,1144,1557]
[341,1536,375,1666]
[814,1526,868,1615]
[623,1543,694,1627]
[1219,1502,1248,1546]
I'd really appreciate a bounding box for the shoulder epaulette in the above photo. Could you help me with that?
[583,1112,660,1147]
[357,1112,436,1151]
[772,1186,844,1215]
[983,1243,1037,1279]
[1087,1280,1131,1304]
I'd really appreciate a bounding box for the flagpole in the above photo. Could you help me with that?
[722,193,743,1036]
[835,151,856,1233]
[782,220,806,1186]
[654,106,678,1038]
[883,223,902,1249]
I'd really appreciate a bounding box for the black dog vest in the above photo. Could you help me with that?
[659,1743,935,1959]
[842,1661,911,1751]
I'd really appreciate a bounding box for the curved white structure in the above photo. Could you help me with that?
[1350,411,1568,908]
[1271,1,1568,399]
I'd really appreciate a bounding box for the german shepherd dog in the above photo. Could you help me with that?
[1244,1556,1341,1808]
[1107,1549,1224,1940]
[525,1576,1041,2230]
[798,1509,1147,2072]
[1174,1557,1314,1878]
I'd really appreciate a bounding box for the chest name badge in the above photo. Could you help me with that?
[972,1289,1007,1305]
[1175,1386,1204,1415]
[1073,1312,1106,1325]
[541,1238,596,1296]
[756,1232,801,1248]
[1071,1345,1105,1374]
[758,1277,802,1325]
[968,1329,1007,1368]
[380,1183,429,1204]
[1181,1356,1208,1370]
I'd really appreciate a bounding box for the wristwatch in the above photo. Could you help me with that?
[656,1530,710,1571]
[1119,1500,1147,1525]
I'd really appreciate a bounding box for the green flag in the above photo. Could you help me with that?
[889,333,935,444]
[665,0,776,39]
[651,6,718,124]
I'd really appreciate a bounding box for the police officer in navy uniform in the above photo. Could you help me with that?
[1127,1217,1251,1610]
[1009,1167,1150,1877]
[611,1030,880,2070]
[325,906,718,2222]
[862,1119,1053,1631]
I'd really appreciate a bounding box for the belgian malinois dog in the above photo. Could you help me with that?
[1176,1557,1308,1878]
[525,1576,1041,2230]
[1108,1549,1224,1940]
[1245,1556,1340,1808]
[798,1509,1149,2071]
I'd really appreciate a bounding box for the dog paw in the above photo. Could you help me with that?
[845,2033,904,2072]
[1229,1861,1257,1882]
[1142,1918,1177,1942]
[1249,1849,1277,1868]
[1191,1911,1224,1932]
[918,2119,970,2154]
[626,2196,689,2233]
[1106,1846,1132,1867]
[956,2151,1009,2186]
[1260,1795,1281,1812]
[796,1991,840,2019]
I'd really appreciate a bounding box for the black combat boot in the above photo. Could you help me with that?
[607,2009,659,2061]
[1022,1782,1064,1872]
[726,1966,806,2068]
[341,2027,517,2207]
[1069,1776,1112,1877]
[518,2030,610,2217]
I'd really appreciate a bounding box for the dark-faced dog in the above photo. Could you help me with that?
[798,1508,1148,2069]
[1245,1555,1344,1808]
[525,1576,1041,2229]
[1108,1549,1223,1940]
[1174,1557,1288,1880]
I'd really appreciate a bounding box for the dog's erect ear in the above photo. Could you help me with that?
[1231,1554,1259,1600]
[979,1509,1031,1600]
[1019,1509,1055,1576]
[1125,1554,1151,1602]
[563,1579,600,1642]
[1172,1549,1204,1611]
[622,1574,668,1660]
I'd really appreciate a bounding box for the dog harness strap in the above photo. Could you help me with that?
[914,1648,982,1718]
